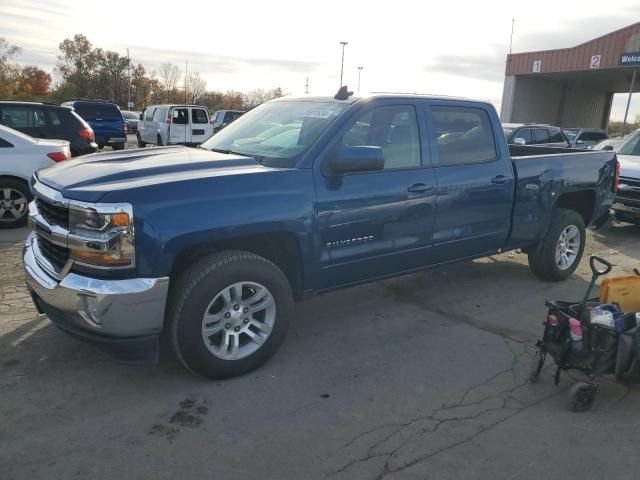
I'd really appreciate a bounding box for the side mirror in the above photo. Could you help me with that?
[513,137,526,146]
[602,145,614,151]
[327,146,385,175]
[576,139,584,145]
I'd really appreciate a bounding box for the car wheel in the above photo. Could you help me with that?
[157,134,163,146]
[0,179,32,229]
[137,134,146,148]
[528,208,586,282]
[166,250,293,379]
[113,143,125,151]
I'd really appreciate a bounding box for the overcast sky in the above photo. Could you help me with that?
[2,0,640,119]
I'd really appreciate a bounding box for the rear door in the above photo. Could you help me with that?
[169,107,189,144]
[426,102,514,262]
[190,107,213,143]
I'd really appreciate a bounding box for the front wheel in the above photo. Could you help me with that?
[166,251,293,379]
[137,134,146,148]
[112,143,125,151]
[528,208,586,282]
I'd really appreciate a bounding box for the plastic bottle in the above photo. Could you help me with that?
[569,317,583,353]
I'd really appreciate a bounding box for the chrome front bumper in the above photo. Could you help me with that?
[24,232,169,341]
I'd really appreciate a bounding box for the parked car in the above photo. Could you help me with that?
[563,128,609,149]
[24,94,617,378]
[0,124,70,228]
[137,104,213,147]
[611,128,640,224]
[122,110,141,133]
[62,100,127,151]
[211,109,245,133]
[0,101,97,157]
[502,123,572,148]
[589,138,623,151]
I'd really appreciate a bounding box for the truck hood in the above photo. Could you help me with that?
[618,154,640,179]
[36,146,268,202]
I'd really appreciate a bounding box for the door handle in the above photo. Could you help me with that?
[491,175,511,185]
[407,183,434,193]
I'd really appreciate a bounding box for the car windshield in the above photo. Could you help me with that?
[122,111,139,119]
[201,101,348,167]
[616,130,640,156]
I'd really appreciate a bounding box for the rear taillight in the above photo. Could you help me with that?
[47,150,70,162]
[123,123,128,134]
[79,128,95,142]
[166,114,172,124]
[613,161,620,192]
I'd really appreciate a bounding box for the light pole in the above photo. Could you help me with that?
[357,66,363,93]
[339,41,348,87]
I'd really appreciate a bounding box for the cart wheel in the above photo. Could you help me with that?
[568,382,597,412]
[529,349,546,383]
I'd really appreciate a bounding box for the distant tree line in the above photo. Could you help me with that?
[608,119,640,138]
[0,35,286,112]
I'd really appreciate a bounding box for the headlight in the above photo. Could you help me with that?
[68,203,135,268]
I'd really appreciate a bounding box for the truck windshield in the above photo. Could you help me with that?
[201,101,348,167]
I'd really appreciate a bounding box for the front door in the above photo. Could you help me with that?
[314,100,437,289]
[425,102,514,262]
[169,107,190,144]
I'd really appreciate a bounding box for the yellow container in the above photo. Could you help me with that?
[600,276,640,312]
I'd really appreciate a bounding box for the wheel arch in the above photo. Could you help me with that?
[555,190,596,226]
[170,231,305,301]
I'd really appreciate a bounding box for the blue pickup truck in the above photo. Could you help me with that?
[24,93,618,378]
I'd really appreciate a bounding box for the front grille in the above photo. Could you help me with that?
[35,197,69,229]
[36,235,70,272]
[617,177,640,205]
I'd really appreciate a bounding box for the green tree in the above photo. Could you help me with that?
[55,34,101,98]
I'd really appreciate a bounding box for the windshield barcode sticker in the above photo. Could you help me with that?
[304,109,335,119]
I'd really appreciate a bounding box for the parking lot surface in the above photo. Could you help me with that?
[1,223,640,479]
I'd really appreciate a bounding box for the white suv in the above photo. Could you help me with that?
[137,105,213,147]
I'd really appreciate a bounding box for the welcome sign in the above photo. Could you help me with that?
[619,52,640,66]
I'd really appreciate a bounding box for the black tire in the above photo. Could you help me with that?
[112,143,125,151]
[157,134,163,146]
[568,382,596,412]
[528,208,586,282]
[166,250,294,379]
[0,178,31,229]
[137,134,146,148]
[614,212,640,225]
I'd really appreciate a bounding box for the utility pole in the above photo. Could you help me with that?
[622,70,637,136]
[339,41,348,87]
[184,60,188,105]
[127,48,132,110]
[357,66,363,93]
[304,76,310,94]
[509,18,515,54]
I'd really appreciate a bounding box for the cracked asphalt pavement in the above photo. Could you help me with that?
[1,223,640,479]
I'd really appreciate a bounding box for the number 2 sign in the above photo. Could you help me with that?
[590,54,601,69]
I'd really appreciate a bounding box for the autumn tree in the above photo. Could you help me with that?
[0,38,21,97]
[55,34,101,98]
[15,66,52,96]
[158,62,181,102]
[186,72,207,103]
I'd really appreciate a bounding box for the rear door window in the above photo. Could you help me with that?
[191,109,209,124]
[172,108,188,125]
[547,128,565,143]
[533,128,550,144]
[0,106,48,136]
[431,106,497,166]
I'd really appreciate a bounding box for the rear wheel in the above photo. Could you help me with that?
[0,179,31,229]
[113,143,125,151]
[137,134,146,148]
[568,382,597,412]
[157,134,163,146]
[528,208,586,282]
[166,250,293,379]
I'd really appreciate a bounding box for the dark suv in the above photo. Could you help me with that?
[0,101,98,157]
[62,100,127,150]
[502,123,571,148]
